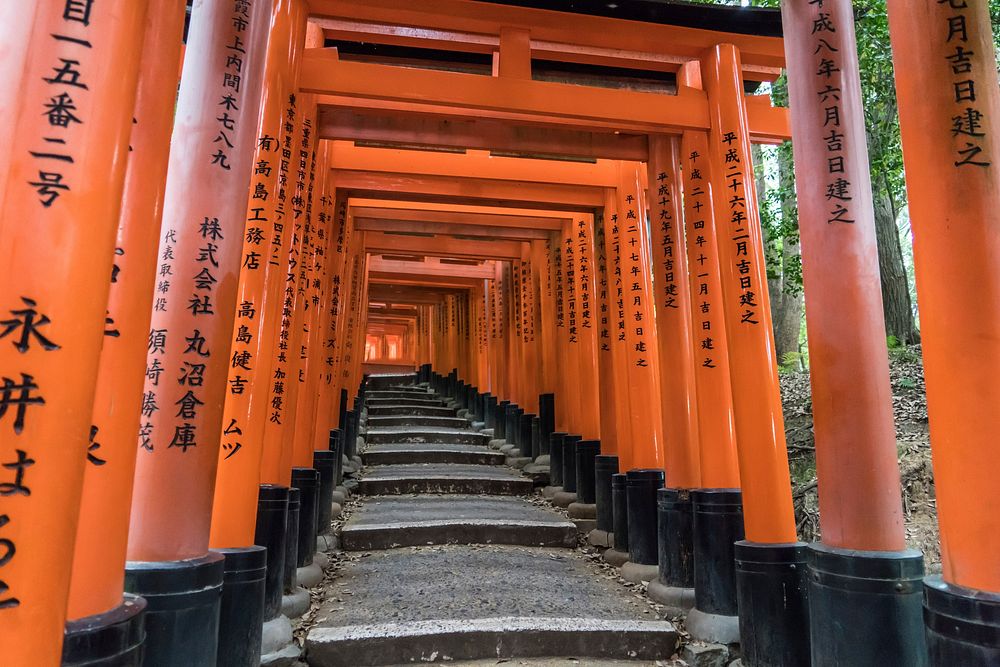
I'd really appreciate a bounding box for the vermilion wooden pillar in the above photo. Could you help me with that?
[701,44,796,544]
[558,222,585,431]
[593,210,621,455]
[209,0,301,550]
[311,193,351,452]
[680,130,740,489]
[647,135,701,490]
[599,188,636,467]
[0,2,147,662]
[888,1,1000,662]
[699,43,806,655]
[257,49,307,486]
[573,216,601,441]
[532,240,558,399]
[785,2,924,665]
[264,99,319,485]
[68,0,186,622]
[128,0,270,561]
[614,162,666,469]
[0,3,40,211]
[291,144,332,468]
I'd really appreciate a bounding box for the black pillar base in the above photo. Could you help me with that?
[560,434,582,494]
[611,473,629,554]
[518,413,535,458]
[735,540,810,667]
[574,440,600,504]
[62,594,146,666]
[213,545,267,667]
[549,432,568,487]
[254,484,288,621]
[291,468,320,567]
[124,552,224,666]
[313,450,337,534]
[283,488,300,593]
[925,574,1000,666]
[538,392,555,447]
[626,469,664,566]
[689,489,744,644]
[594,455,619,534]
[657,488,695,587]
[809,543,927,666]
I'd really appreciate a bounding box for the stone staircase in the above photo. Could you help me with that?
[304,378,678,666]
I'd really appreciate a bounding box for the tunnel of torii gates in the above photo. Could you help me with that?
[0,0,999,665]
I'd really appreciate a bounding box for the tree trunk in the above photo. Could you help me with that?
[773,142,804,361]
[872,171,919,344]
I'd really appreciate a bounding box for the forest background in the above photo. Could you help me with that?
[691,0,1000,368]
[681,0,1000,561]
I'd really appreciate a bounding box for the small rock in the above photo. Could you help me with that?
[680,642,730,667]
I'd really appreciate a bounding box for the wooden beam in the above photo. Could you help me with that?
[332,169,604,210]
[301,51,711,134]
[317,107,651,161]
[329,141,619,186]
[352,205,566,230]
[364,230,525,260]
[355,217,549,240]
[305,0,786,69]
[313,18,782,81]
[369,256,496,279]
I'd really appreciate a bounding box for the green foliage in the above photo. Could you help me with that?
[779,351,805,374]
[886,334,902,350]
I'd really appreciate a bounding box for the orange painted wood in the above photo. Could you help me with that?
[613,162,666,470]
[680,130,741,491]
[69,0,187,620]
[784,0,905,552]
[0,1,148,657]
[209,0,302,548]
[647,135,701,489]
[701,44,795,544]
[888,0,1000,591]
[598,188,636,466]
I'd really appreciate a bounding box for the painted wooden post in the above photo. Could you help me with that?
[888,1,1000,662]
[614,161,666,470]
[209,0,301,551]
[68,0,186,623]
[700,44,796,544]
[647,135,701,490]
[0,2,147,662]
[785,2,925,664]
[125,0,271,660]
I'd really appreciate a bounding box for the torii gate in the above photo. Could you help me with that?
[0,1,997,666]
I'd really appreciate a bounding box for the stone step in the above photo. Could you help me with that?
[366,397,445,407]
[365,390,433,400]
[364,373,418,391]
[359,463,533,495]
[365,415,469,430]
[364,427,489,447]
[305,545,678,666]
[363,443,504,466]
[339,495,577,550]
[365,405,457,418]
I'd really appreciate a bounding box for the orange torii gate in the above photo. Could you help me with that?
[0,1,997,666]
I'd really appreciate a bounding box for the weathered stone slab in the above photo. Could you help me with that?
[340,496,576,550]
[364,427,489,447]
[366,404,456,417]
[363,443,505,466]
[305,545,677,666]
[359,464,532,496]
[366,397,445,407]
[366,415,469,429]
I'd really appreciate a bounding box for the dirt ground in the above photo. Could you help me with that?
[779,346,940,571]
